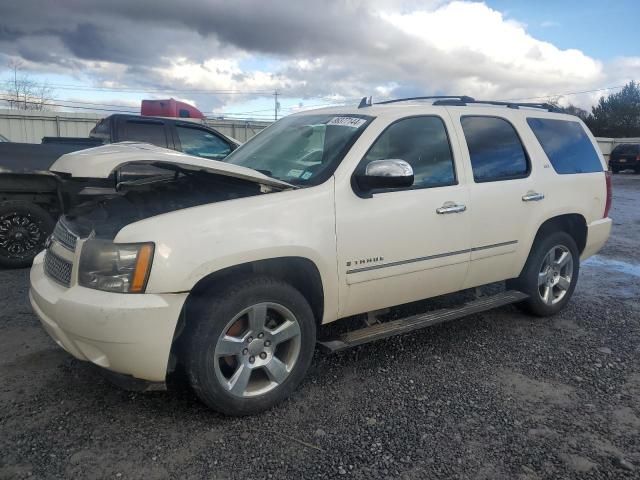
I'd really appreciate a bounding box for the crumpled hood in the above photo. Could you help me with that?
[49,142,294,190]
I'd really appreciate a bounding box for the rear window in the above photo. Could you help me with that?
[611,144,640,155]
[123,120,168,148]
[526,118,602,174]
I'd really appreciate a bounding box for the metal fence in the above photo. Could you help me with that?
[0,108,271,144]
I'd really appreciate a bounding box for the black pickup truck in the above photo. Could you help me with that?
[0,114,240,268]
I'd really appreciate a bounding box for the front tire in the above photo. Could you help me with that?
[186,276,316,416]
[0,201,55,269]
[509,231,579,317]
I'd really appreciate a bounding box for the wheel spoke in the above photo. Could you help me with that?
[215,335,244,357]
[227,364,252,396]
[263,357,288,384]
[557,276,570,291]
[247,303,267,333]
[541,285,552,305]
[538,271,547,286]
[270,320,300,346]
[543,251,554,268]
[556,251,571,268]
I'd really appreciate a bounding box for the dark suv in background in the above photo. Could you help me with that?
[609,143,640,173]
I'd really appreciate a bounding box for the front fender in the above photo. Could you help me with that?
[114,181,339,321]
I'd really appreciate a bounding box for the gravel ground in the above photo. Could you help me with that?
[1,174,639,480]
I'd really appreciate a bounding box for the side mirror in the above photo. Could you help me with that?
[355,159,414,192]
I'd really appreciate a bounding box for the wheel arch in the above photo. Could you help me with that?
[168,256,325,372]
[518,213,587,278]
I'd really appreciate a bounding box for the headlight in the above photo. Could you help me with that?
[79,240,154,293]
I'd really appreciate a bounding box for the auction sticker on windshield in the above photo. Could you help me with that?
[327,117,368,128]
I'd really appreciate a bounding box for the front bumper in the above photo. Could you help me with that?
[29,251,188,381]
[581,217,612,260]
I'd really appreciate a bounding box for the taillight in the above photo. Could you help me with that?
[603,171,612,218]
[636,154,640,161]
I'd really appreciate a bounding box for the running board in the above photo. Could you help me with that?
[318,290,528,353]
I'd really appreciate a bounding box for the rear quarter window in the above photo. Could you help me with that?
[526,118,602,174]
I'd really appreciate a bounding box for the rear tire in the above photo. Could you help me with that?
[508,231,579,317]
[0,201,55,269]
[185,275,316,416]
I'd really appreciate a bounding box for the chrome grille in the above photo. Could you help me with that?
[44,249,72,287]
[52,219,78,252]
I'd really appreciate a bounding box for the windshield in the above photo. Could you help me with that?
[224,113,373,186]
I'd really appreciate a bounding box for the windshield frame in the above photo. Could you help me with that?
[223,113,375,187]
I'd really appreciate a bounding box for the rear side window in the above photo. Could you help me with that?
[123,120,168,148]
[362,116,456,189]
[461,116,529,182]
[527,118,602,174]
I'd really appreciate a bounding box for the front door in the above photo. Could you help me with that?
[334,115,471,318]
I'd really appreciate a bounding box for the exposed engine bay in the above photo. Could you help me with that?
[63,166,270,239]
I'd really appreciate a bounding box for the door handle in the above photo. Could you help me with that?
[522,191,545,202]
[436,202,467,214]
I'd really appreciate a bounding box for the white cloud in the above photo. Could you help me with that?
[3,0,639,113]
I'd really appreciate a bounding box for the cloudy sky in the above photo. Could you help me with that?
[0,0,638,120]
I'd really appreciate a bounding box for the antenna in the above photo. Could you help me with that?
[358,96,372,108]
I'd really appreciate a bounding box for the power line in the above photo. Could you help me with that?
[502,83,635,102]
[0,96,140,113]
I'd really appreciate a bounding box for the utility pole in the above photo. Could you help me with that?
[274,90,279,121]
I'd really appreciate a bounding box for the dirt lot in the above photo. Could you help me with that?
[1,175,639,480]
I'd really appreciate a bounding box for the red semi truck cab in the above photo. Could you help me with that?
[141,98,205,119]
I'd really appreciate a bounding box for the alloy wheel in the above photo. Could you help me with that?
[214,302,302,398]
[537,245,573,305]
[0,213,43,258]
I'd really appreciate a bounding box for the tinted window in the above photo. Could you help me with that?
[176,126,231,160]
[124,121,168,147]
[527,118,602,174]
[362,116,455,188]
[461,116,528,182]
[90,118,110,141]
[611,143,639,155]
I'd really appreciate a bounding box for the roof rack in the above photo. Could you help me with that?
[433,98,559,112]
[376,95,476,105]
[358,95,559,112]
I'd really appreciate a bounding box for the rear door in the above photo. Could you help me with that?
[448,110,546,289]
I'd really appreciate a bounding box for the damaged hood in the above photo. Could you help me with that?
[49,142,294,190]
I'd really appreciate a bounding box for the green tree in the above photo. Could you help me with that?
[585,81,640,137]
[546,98,589,122]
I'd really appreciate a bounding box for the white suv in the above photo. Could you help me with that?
[29,96,612,415]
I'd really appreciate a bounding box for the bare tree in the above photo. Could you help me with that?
[3,60,54,111]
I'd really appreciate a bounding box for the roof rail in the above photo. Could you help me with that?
[432,98,559,112]
[375,95,475,105]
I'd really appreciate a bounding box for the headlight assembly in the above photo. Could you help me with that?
[78,240,154,293]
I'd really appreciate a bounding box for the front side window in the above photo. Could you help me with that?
[176,126,231,160]
[527,118,602,174]
[225,114,373,186]
[461,116,528,182]
[361,116,456,189]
